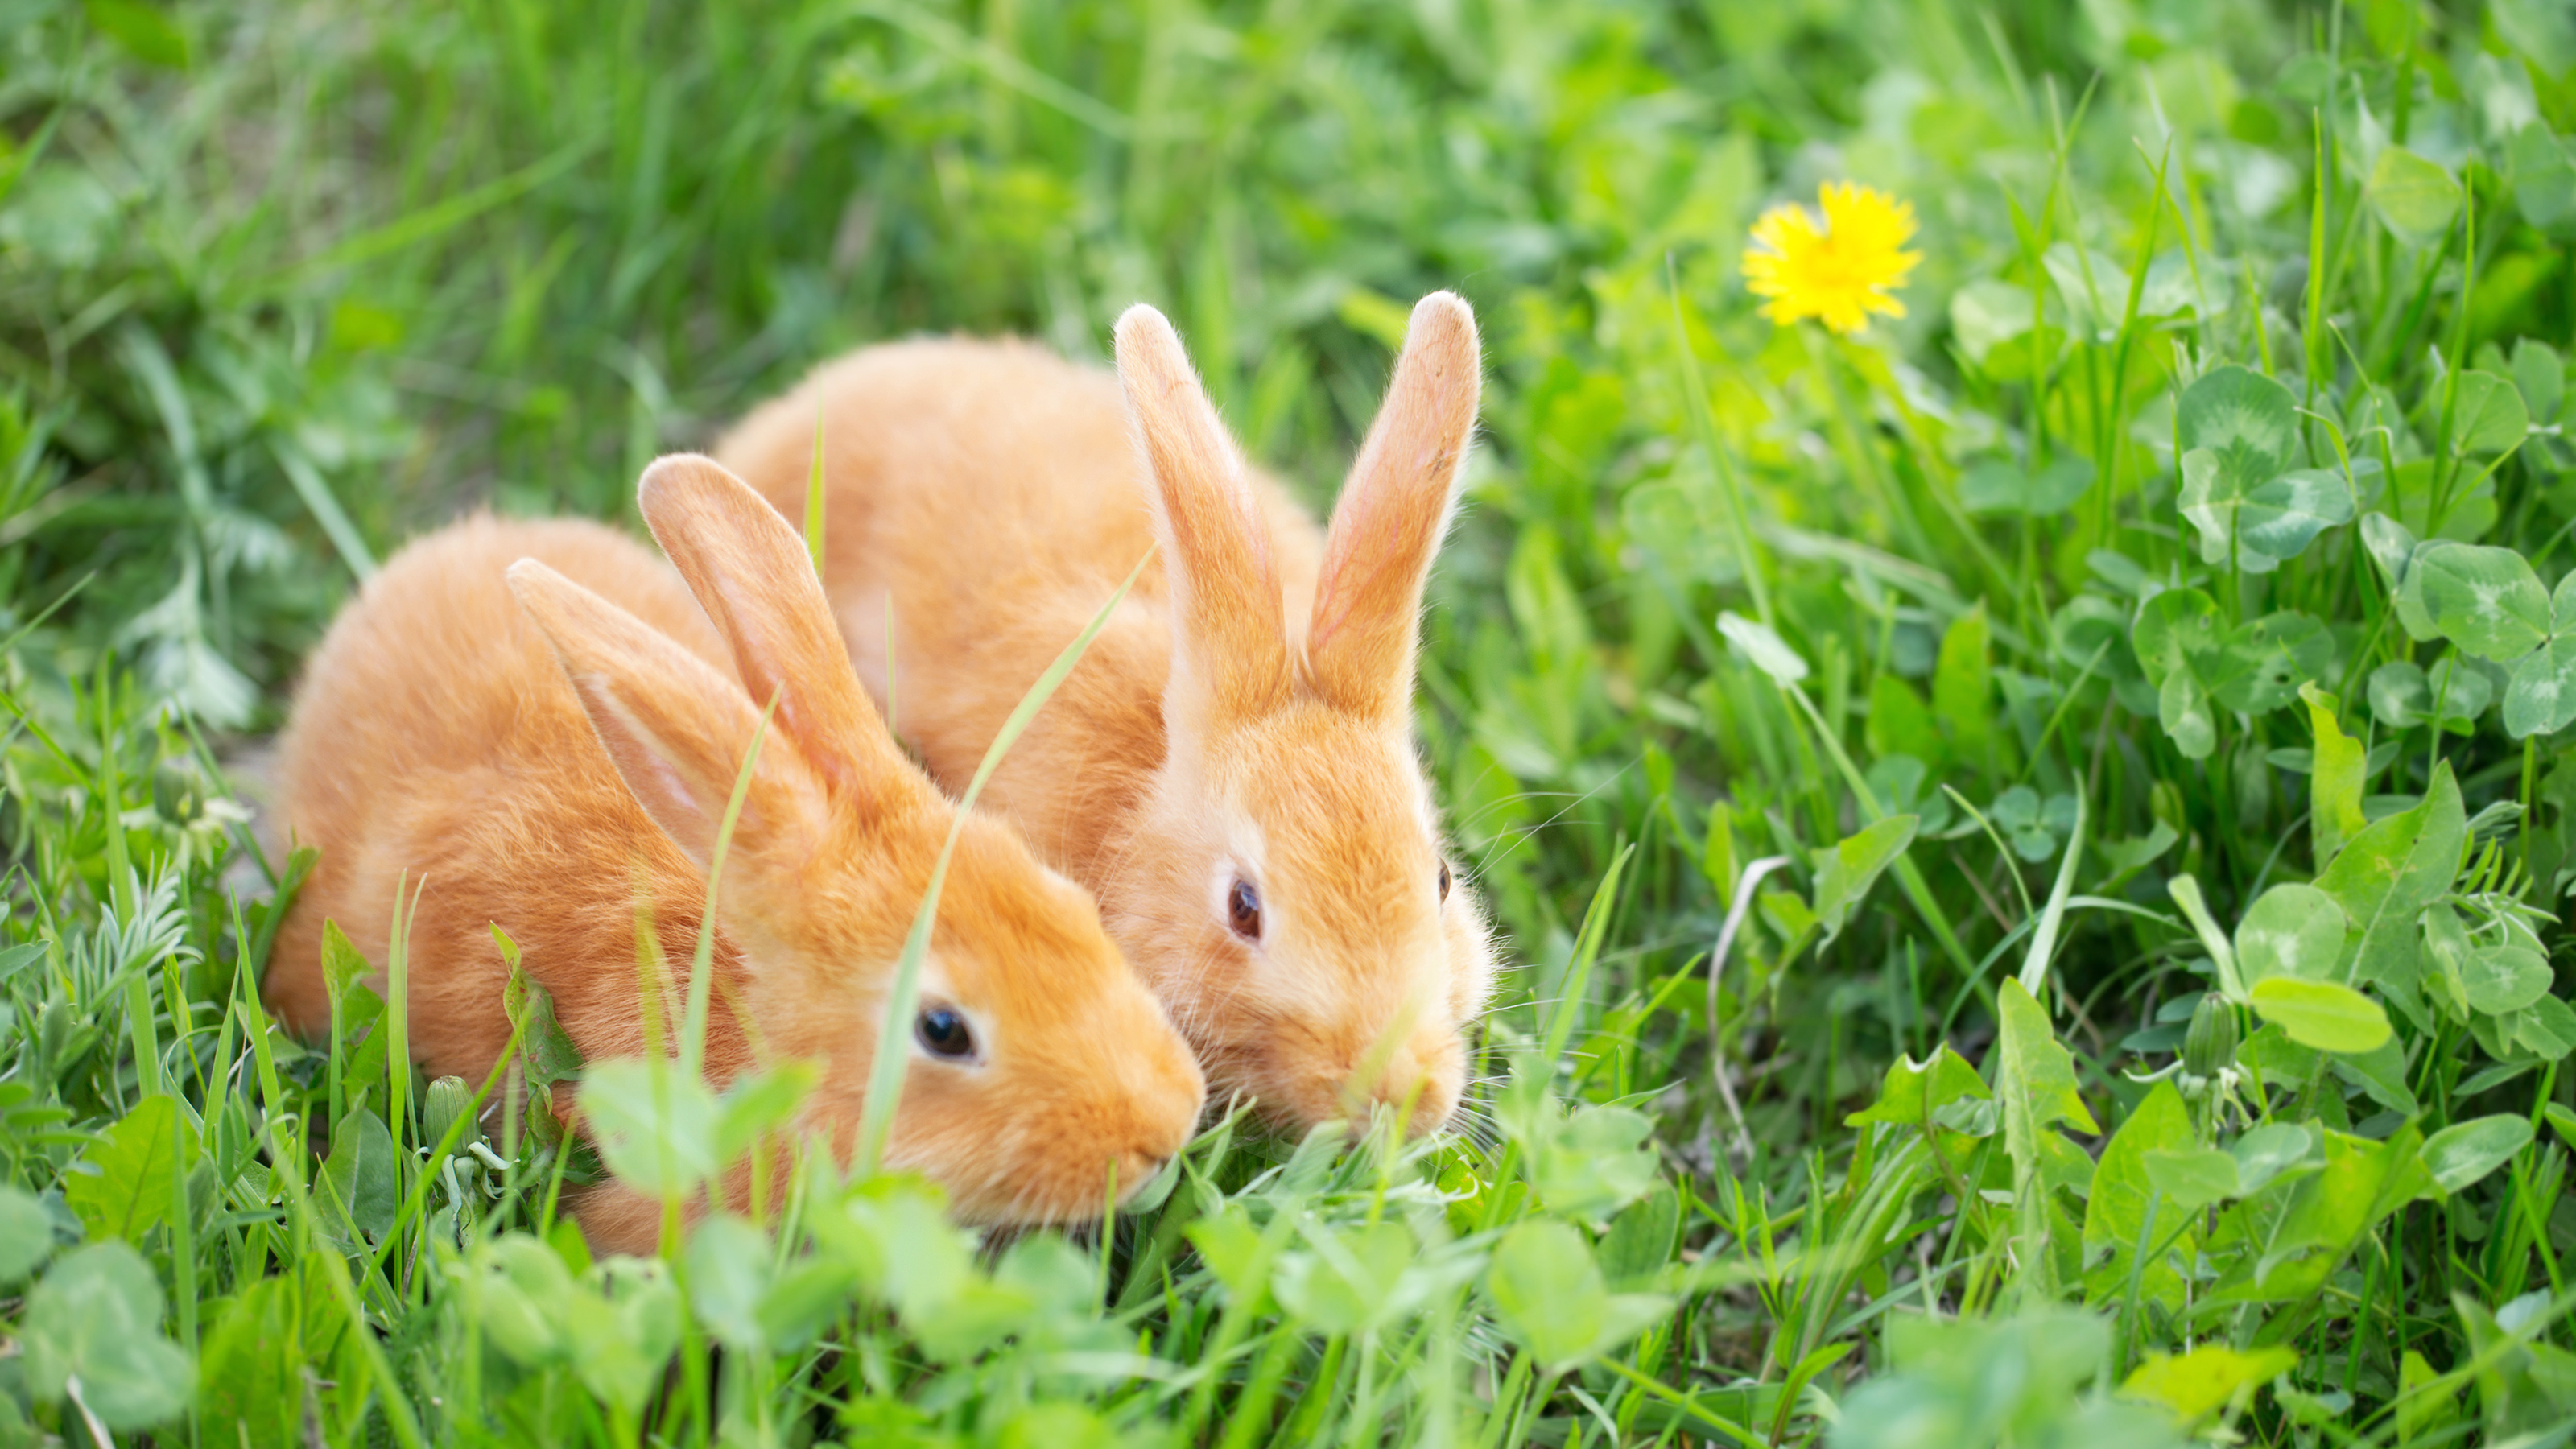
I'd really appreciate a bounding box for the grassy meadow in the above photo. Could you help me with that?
[6,0,2576,1443]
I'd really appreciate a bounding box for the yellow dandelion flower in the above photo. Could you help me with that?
[1741,182,1922,335]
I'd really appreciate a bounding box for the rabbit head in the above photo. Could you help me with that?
[1106,295,1497,1137]
[514,456,1206,1224]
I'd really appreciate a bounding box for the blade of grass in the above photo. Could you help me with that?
[2016,795,2085,999]
[857,548,1154,1174]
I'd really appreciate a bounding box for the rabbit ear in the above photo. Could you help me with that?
[1114,305,1291,728]
[1304,293,1480,720]
[507,559,825,870]
[635,454,913,811]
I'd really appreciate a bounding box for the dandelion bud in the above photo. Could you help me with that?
[2184,994,2237,1080]
[424,1075,479,1148]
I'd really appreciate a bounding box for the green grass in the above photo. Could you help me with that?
[6,0,2576,1443]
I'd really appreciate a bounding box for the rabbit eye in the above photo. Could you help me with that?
[1438,859,1451,902]
[915,1005,976,1061]
[1227,877,1263,943]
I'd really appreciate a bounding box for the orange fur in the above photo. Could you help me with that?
[713,294,1496,1133]
[266,460,1203,1254]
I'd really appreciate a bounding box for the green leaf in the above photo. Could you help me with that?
[2178,365,2300,479]
[582,1058,720,1199]
[499,931,584,1086]
[20,1241,195,1430]
[2082,1081,2196,1311]
[2368,659,2432,729]
[2419,1114,2535,1194]
[197,1275,350,1449]
[2360,512,2419,590]
[2326,1032,2413,1114]
[461,1235,576,1367]
[1960,455,2095,517]
[1934,604,1994,760]
[2517,994,2576,1059]
[2180,458,2355,572]
[2462,945,2553,1014]
[1485,1220,1670,1372]
[2123,1344,2298,1422]
[2302,685,2368,861]
[2233,884,2349,987]
[2239,1022,2322,1090]
[2207,612,2333,712]
[2409,543,2549,661]
[0,1184,56,1282]
[2143,1147,2242,1211]
[1999,978,2094,1298]
[0,940,46,985]
[1999,980,2099,1137]
[2175,365,2343,570]
[1949,279,2039,371]
[1274,1220,1422,1335]
[1866,675,1943,762]
[2334,1034,2420,1114]
[1184,1204,1268,1306]
[1531,1105,1661,1219]
[1758,889,1819,954]
[1622,480,1741,586]
[2425,653,2495,730]
[2366,146,2464,250]
[563,1260,683,1411]
[2231,1121,2323,1196]
[2215,1126,2420,1304]
[2130,588,2225,687]
[320,1102,401,1241]
[2546,1102,2576,1151]
[2515,341,2567,431]
[83,0,191,69]
[64,1094,192,1242]
[1718,610,1808,684]
[2314,763,2464,998]
[2422,903,2475,1017]
[2449,371,2531,457]
[2248,977,2392,1053]
[1847,1045,1992,1132]
[321,918,373,1001]
[712,1060,819,1166]
[1810,815,1919,945]
[2509,124,2576,238]
[687,1212,779,1353]
[1597,1186,1681,1290]
[2159,672,2218,759]
[2504,634,2576,738]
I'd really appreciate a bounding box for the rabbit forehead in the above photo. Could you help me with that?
[931,814,1141,1013]
[1218,704,1441,864]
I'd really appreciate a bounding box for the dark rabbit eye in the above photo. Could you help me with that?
[916,1005,976,1061]
[1438,859,1452,902]
[1228,877,1263,942]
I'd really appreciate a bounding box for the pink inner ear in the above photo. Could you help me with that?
[576,670,717,858]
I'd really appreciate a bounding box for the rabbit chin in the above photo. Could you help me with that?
[1240,1013,1471,1139]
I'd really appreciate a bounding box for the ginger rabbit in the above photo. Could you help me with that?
[266,456,1204,1252]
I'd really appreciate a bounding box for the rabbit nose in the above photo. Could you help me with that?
[1355,1039,1459,1134]
[1114,1148,1176,1202]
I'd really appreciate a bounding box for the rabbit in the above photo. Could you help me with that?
[711,293,1496,1137]
[262,455,1207,1254]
